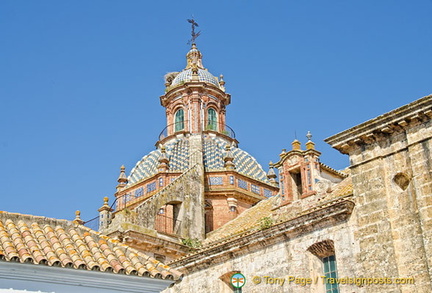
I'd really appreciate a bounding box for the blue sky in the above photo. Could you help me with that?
[1,1,431,222]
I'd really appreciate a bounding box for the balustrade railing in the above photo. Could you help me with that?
[158,120,236,141]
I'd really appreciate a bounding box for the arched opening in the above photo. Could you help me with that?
[174,108,184,132]
[207,108,217,131]
[155,201,182,235]
[308,240,339,293]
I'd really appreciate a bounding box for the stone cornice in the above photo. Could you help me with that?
[168,198,354,272]
[160,83,231,107]
[325,95,432,154]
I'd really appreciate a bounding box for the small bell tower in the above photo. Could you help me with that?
[273,132,322,202]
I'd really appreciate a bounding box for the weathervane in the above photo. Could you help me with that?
[187,18,201,45]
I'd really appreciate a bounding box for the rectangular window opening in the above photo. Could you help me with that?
[323,255,339,293]
[290,169,302,197]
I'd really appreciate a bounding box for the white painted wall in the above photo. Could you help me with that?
[0,262,174,293]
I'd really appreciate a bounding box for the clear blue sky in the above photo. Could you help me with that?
[1,1,431,222]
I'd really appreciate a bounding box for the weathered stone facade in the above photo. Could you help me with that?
[326,95,432,292]
[162,197,356,293]
[161,95,431,293]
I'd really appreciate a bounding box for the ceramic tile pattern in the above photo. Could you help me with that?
[0,211,182,280]
[127,136,269,187]
[171,69,221,88]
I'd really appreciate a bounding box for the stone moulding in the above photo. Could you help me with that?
[168,198,355,272]
[325,95,432,154]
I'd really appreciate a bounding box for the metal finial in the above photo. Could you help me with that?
[306,131,312,141]
[187,18,201,45]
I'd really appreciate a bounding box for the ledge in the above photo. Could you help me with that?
[325,95,432,154]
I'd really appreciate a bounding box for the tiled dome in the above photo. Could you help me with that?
[171,69,220,88]
[126,136,268,187]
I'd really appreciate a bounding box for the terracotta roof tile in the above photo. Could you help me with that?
[330,176,353,198]
[0,211,182,280]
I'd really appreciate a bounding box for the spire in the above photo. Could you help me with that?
[116,165,128,191]
[219,74,226,91]
[305,131,315,150]
[267,162,278,185]
[185,19,204,74]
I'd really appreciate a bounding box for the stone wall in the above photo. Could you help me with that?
[163,199,357,293]
[106,163,205,241]
[164,205,359,293]
[132,163,205,240]
[326,95,432,292]
[350,121,432,292]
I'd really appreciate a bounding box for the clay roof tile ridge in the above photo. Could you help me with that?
[0,233,18,262]
[83,232,116,273]
[42,224,62,266]
[28,222,49,265]
[52,226,75,267]
[56,226,86,269]
[107,245,137,275]
[69,229,97,270]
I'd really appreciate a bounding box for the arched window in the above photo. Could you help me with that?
[207,108,217,131]
[308,240,339,293]
[174,109,184,132]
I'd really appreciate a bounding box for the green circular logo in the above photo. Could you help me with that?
[231,273,246,288]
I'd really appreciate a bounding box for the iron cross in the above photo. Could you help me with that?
[187,18,201,44]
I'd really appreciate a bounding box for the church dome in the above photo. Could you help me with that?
[126,136,269,187]
[171,69,221,88]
